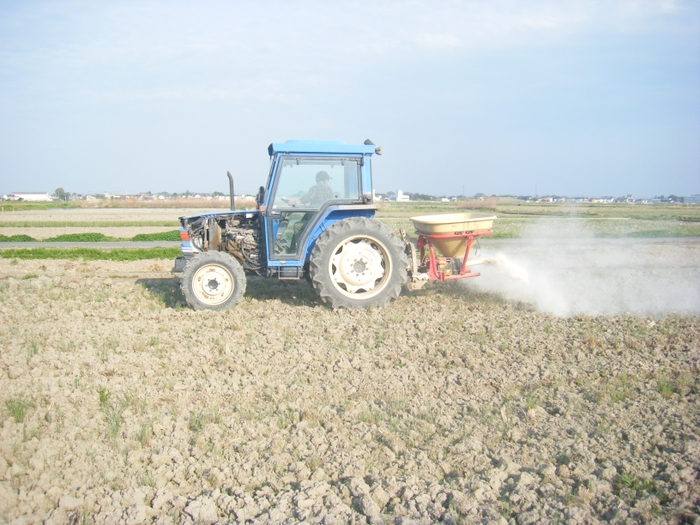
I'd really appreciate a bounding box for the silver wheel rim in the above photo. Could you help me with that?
[329,236,391,299]
[192,263,234,306]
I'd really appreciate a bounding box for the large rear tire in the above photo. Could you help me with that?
[309,218,408,309]
[181,251,246,310]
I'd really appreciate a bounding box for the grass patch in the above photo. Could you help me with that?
[26,340,40,361]
[43,233,121,242]
[137,421,154,446]
[106,411,123,439]
[131,230,180,241]
[613,473,663,503]
[0,234,38,242]
[0,202,77,212]
[139,471,156,487]
[359,410,384,424]
[188,410,218,432]
[5,396,34,423]
[0,247,180,260]
[657,375,674,399]
[98,387,111,410]
[98,388,147,439]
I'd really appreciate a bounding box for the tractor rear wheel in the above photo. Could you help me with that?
[181,251,246,310]
[309,218,408,309]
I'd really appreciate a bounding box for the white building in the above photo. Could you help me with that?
[5,192,54,202]
[396,190,410,202]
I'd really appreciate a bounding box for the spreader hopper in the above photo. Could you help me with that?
[410,212,496,257]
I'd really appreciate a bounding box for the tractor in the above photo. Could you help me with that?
[173,139,495,310]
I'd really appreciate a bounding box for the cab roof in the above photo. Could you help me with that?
[268,140,377,156]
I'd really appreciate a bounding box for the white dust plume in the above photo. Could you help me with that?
[466,221,700,317]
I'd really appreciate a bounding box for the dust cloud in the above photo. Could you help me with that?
[466,222,700,317]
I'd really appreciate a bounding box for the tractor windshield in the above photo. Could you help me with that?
[271,156,361,210]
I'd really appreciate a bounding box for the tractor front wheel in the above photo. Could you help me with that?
[309,218,408,309]
[181,251,246,310]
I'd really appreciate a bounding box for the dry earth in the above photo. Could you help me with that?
[0,258,699,524]
[0,227,176,241]
[0,209,209,223]
[0,208,204,240]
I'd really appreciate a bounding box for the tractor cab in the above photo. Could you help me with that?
[260,140,380,276]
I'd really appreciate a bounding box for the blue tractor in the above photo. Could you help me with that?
[174,139,410,310]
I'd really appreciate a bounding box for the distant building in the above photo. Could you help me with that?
[686,195,700,204]
[5,192,54,202]
[396,190,410,202]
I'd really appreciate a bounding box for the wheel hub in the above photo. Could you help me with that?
[331,239,386,293]
[193,265,234,305]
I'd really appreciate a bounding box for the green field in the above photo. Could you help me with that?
[375,201,700,238]
[1,201,698,260]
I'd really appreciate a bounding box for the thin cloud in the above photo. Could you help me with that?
[415,33,462,50]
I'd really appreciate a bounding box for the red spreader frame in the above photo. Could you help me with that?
[416,230,493,281]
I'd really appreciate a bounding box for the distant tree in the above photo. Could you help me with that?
[212,191,224,197]
[54,187,68,201]
[411,193,437,201]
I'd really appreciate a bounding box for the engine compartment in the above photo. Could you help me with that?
[184,213,264,271]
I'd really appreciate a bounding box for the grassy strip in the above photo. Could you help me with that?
[0,203,77,212]
[0,221,178,227]
[0,247,180,261]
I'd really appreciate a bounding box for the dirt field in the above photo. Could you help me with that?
[0,208,208,223]
[1,251,699,524]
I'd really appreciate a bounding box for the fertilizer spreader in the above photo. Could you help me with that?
[402,212,495,290]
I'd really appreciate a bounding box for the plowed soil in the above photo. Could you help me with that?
[1,256,698,524]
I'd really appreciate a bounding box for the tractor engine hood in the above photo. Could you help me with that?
[179,209,260,223]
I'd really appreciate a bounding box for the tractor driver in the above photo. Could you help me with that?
[289,171,335,251]
[301,171,334,207]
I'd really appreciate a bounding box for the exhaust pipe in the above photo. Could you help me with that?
[226,171,235,211]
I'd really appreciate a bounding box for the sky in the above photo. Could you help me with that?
[1,0,699,198]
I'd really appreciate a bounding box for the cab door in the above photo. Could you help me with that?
[265,156,362,261]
